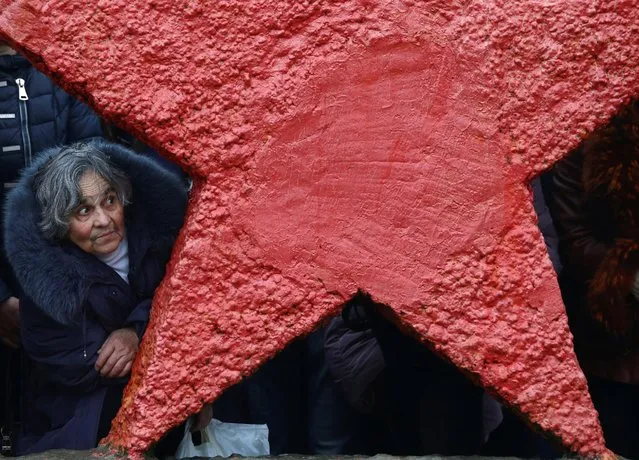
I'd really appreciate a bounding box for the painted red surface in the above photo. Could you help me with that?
[2,0,638,457]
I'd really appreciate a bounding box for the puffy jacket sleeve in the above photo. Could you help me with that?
[86,285,152,341]
[550,150,610,282]
[66,97,102,142]
[20,297,127,395]
[39,285,151,392]
[124,299,152,340]
[35,348,126,394]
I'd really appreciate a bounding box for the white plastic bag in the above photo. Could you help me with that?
[175,418,270,459]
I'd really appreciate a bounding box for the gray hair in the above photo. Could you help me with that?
[33,143,132,241]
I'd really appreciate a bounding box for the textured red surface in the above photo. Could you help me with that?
[2,0,638,457]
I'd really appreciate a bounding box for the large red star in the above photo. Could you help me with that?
[2,0,638,457]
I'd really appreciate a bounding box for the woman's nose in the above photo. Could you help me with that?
[93,207,110,226]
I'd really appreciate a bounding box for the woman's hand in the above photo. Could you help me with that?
[95,328,139,378]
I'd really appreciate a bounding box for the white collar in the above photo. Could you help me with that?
[97,236,130,283]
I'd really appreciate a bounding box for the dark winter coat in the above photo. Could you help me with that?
[323,293,483,454]
[0,53,102,305]
[3,140,188,453]
[550,101,639,382]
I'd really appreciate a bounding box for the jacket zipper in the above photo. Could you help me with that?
[15,78,32,166]
[82,306,87,360]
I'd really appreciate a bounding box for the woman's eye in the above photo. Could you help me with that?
[105,195,117,206]
[77,207,90,216]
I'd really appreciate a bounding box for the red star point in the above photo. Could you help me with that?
[3,0,638,456]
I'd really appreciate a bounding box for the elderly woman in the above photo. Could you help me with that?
[4,140,188,454]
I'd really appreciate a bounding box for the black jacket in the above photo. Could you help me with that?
[3,140,187,453]
[0,53,102,304]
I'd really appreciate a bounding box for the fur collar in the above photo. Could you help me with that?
[582,101,639,341]
[4,140,187,324]
[583,101,639,237]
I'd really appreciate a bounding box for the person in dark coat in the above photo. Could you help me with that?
[0,43,102,455]
[0,45,102,346]
[319,292,484,456]
[549,100,639,459]
[3,140,188,454]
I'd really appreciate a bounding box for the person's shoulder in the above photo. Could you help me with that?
[24,66,58,96]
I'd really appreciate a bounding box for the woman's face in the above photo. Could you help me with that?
[67,170,125,255]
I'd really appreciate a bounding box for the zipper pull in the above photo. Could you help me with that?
[15,78,28,101]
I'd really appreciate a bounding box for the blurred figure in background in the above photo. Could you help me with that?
[550,100,639,459]
[0,42,101,456]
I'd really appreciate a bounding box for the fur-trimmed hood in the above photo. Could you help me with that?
[4,140,188,324]
[582,101,639,341]
[583,102,639,236]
